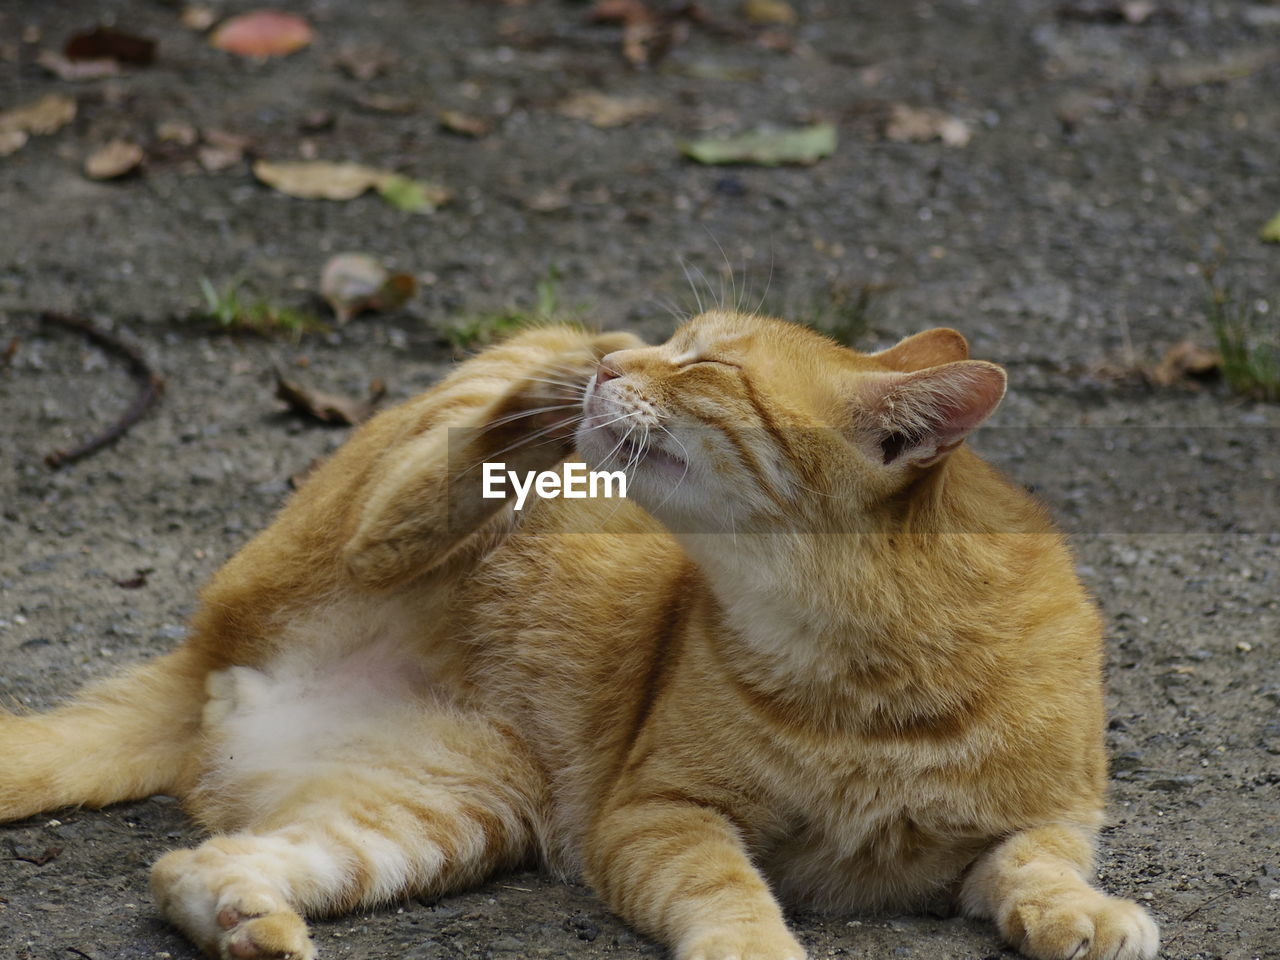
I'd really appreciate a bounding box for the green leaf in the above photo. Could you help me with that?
[680,123,837,167]
[1261,210,1280,244]
[376,174,452,214]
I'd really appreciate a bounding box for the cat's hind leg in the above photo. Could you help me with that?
[153,668,543,960]
[960,824,1158,960]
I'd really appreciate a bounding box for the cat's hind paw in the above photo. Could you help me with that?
[1007,892,1158,960]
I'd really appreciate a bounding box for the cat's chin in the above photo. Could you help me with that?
[579,421,688,488]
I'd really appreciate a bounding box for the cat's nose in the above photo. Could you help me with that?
[596,357,622,385]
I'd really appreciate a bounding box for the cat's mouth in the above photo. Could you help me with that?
[598,422,686,476]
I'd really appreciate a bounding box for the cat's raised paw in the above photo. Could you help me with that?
[1010,893,1158,960]
[679,923,806,960]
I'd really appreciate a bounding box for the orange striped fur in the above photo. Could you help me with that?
[0,313,1157,960]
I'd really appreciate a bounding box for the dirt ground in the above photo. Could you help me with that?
[1,0,1278,958]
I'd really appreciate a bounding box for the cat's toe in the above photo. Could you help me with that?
[221,911,314,960]
[1088,897,1159,960]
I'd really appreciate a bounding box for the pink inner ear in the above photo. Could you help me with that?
[870,361,1006,465]
[929,364,1006,438]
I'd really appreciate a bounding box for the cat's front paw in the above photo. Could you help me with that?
[679,922,806,960]
[1005,891,1158,960]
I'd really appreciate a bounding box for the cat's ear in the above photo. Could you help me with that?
[852,360,1006,467]
[870,328,969,372]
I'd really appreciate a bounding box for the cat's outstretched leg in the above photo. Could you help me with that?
[960,824,1159,960]
[342,326,643,589]
[586,799,805,960]
[153,668,542,960]
[0,647,207,822]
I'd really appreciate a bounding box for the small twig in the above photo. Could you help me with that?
[38,312,164,470]
[5,839,63,866]
[1178,886,1234,922]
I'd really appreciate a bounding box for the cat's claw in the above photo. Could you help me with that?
[1008,893,1158,960]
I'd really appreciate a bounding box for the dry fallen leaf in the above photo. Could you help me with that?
[253,160,387,200]
[181,5,218,31]
[334,43,397,81]
[320,253,417,323]
[587,0,667,66]
[883,104,972,147]
[37,50,125,80]
[254,160,450,212]
[0,93,77,138]
[1149,341,1221,388]
[198,128,250,171]
[274,367,387,425]
[211,11,313,58]
[439,110,493,138]
[65,26,156,65]
[354,93,418,114]
[0,130,28,156]
[84,139,144,180]
[156,120,198,145]
[557,90,661,128]
[742,0,797,25]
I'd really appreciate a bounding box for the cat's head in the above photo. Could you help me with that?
[575,311,1005,531]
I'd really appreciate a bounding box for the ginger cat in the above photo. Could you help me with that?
[0,311,1158,960]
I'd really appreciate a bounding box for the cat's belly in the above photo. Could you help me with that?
[761,807,988,912]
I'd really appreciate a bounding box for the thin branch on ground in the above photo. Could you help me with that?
[39,312,165,470]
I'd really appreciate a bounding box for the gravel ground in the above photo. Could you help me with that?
[1,1,1277,959]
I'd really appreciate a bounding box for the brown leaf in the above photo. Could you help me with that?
[354,93,418,114]
[1149,341,1221,388]
[84,140,144,180]
[439,110,493,138]
[883,104,971,147]
[37,50,126,80]
[557,90,660,128]
[334,43,397,81]
[211,11,313,58]
[114,567,153,589]
[274,368,387,425]
[6,841,63,867]
[65,26,156,65]
[156,120,198,146]
[0,93,77,137]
